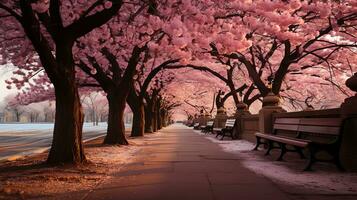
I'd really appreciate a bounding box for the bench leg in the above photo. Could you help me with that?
[304,146,317,171]
[215,132,220,138]
[295,147,306,159]
[221,132,225,140]
[253,137,261,151]
[265,141,273,156]
[277,143,286,161]
[332,151,345,171]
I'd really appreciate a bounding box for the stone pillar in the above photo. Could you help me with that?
[234,102,251,139]
[202,111,211,126]
[340,73,357,171]
[235,102,250,117]
[214,107,228,128]
[198,112,204,126]
[259,91,286,134]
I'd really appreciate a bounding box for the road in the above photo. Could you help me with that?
[0,122,131,161]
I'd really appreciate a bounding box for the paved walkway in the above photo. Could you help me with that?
[84,124,291,200]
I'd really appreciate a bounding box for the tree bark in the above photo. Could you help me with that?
[47,81,86,164]
[127,88,145,137]
[156,101,162,130]
[152,109,158,132]
[161,109,167,127]
[104,90,129,145]
[15,111,20,122]
[152,96,158,132]
[227,78,240,106]
[145,104,154,133]
[157,99,162,130]
[46,41,86,164]
[47,50,85,164]
[130,102,145,137]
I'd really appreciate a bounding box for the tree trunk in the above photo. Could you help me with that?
[150,96,158,132]
[104,91,129,145]
[227,81,240,106]
[145,104,153,133]
[152,109,158,132]
[92,110,96,126]
[16,112,20,122]
[47,81,86,164]
[127,89,145,137]
[131,102,145,137]
[161,109,167,127]
[47,43,86,165]
[157,101,162,130]
[95,115,99,126]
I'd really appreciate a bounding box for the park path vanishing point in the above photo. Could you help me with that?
[79,124,291,200]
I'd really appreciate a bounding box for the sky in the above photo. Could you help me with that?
[0,66,18,106]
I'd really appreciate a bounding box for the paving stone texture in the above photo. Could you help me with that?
[75,124,356,200]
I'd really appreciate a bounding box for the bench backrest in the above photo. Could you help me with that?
[225,119,236,128]
[206,121,214,126]
[273,118,300,132]
[298,118,342,136]
[273,117,343,143]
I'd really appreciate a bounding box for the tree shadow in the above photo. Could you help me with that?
[0,159,48,174]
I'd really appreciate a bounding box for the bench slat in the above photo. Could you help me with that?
[299,125,340,135]
[299,118,342,127]
[273,124,299,131]
[207,121,214,126]
[269,136,309,147]
[275,118,301,124]
[255,132,309,147]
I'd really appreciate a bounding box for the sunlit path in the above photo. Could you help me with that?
[81,124,290,200]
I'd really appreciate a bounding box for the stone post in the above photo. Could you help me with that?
[203,111,211,125]
[340,73,357,171]
[214,107,228,129]
[235,102,251,116]
[198,111,204,126]
[259,91,286,134]
[234,102,251,139]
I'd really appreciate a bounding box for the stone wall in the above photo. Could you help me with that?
[237,114,259,143]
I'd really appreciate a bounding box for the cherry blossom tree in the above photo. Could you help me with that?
[159,0,357,113]
[0,0,126,164]
[2,0,356,158]
[203,0,357,102]
[74,1,212,138]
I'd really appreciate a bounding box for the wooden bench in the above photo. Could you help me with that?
[254,118,345,171]
[201,121,214,133]
[193,122,200,130]
[214,118,236,140]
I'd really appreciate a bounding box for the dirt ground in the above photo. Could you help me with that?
[0,135,147,200]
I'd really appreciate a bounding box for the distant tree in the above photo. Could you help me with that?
[5,104,25,122]
[43,102,55,122]
[28,109,40,122]
[81,91,107,126]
